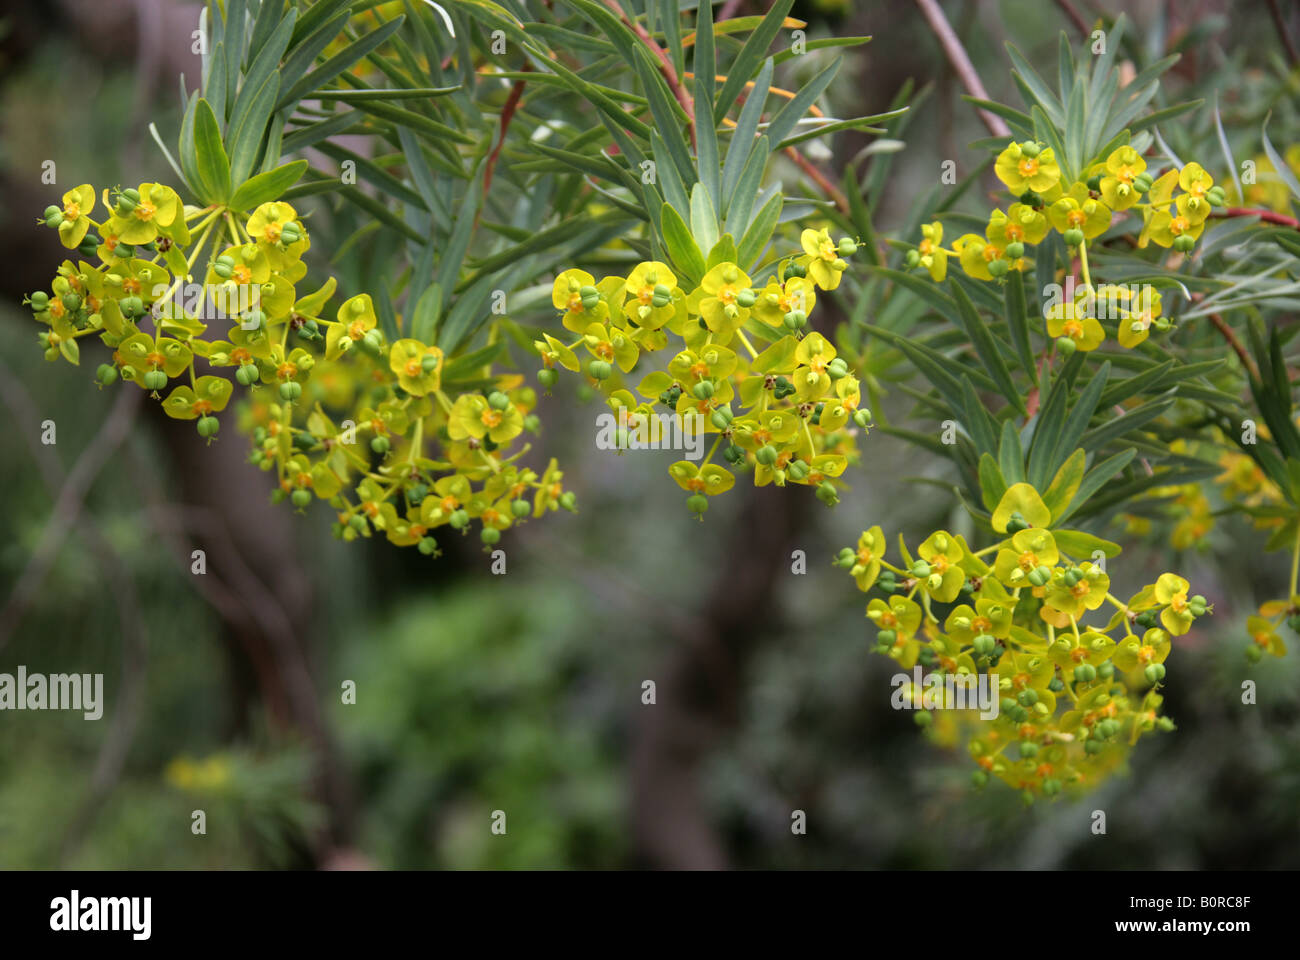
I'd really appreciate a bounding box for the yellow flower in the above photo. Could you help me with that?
[799,228,847,290]
[1045,295,1105,351]
[1147,195,1208,247]
[56,184,96,248]
[994,141,1062,194]
[1108,285,1163,349]
[621,261,678,329]
[448,393,524,445]
[698,262,752,336]
[389,338,444,394]
[753,276,816,328]
[1047,182,1112,239]
[793,332,837,401]
[552,268,609,332]
[1100,147,1146,211]
[988,204,1048,246]
[915,221,948,280]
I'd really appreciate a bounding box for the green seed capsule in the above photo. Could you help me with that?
[692,379,714,399]
[197,416,220,438]
[96,363,118,385]
[816,482,839,506]
[877,629,897,645]
[488,391,511,411]
[537,368,558,389]
[1005,241,1025,259]
[755,444,778,466]
[236,363,259,386]
[370,436,390,454]
[481,526,502,545]
[589,360,612,380]
[687,494,708,515]
[417,536,438,556]
[291,489,312,508]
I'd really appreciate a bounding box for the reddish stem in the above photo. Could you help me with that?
[1211,207,1300,229]
[603,0,697,148]
[484,65,530,197]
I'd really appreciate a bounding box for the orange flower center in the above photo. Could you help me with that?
[232,264,251,284]
[1018,157,1040,177]
[135,201,156,222]
[481,409,503,429]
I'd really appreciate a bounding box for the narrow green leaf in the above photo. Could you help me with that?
[277,16,406,112]
[690,182,719,255]
[1052,449,1135,526]
[193,98,231,202]
[1048,360,1111,467]
[695,76,721,216]
[227,70,280,186]
[951,282,1024,413]
[960,377,999,454]
[1041,448,1085,521]
[694,0,715,109]
[978,453,1008,512]
[411,282,443,344]
[1079,395,1174,453]
[713,0,794,125]
[706,235,738,270]
[764,57,840,147]
[434,172,483,312]
[725,134,770,234]
[229,159,308,211]
[1003,270,1036,380]
[736,192,782,269]
[661,202,706,283]
[998,419,1026,484]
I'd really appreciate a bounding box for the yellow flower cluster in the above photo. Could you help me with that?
[538,229,869,515]
[26,183,577,553]
[838,481,1209,800]
[907,142,1228,355]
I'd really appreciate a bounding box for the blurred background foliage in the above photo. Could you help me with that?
[1,0,1299,870]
